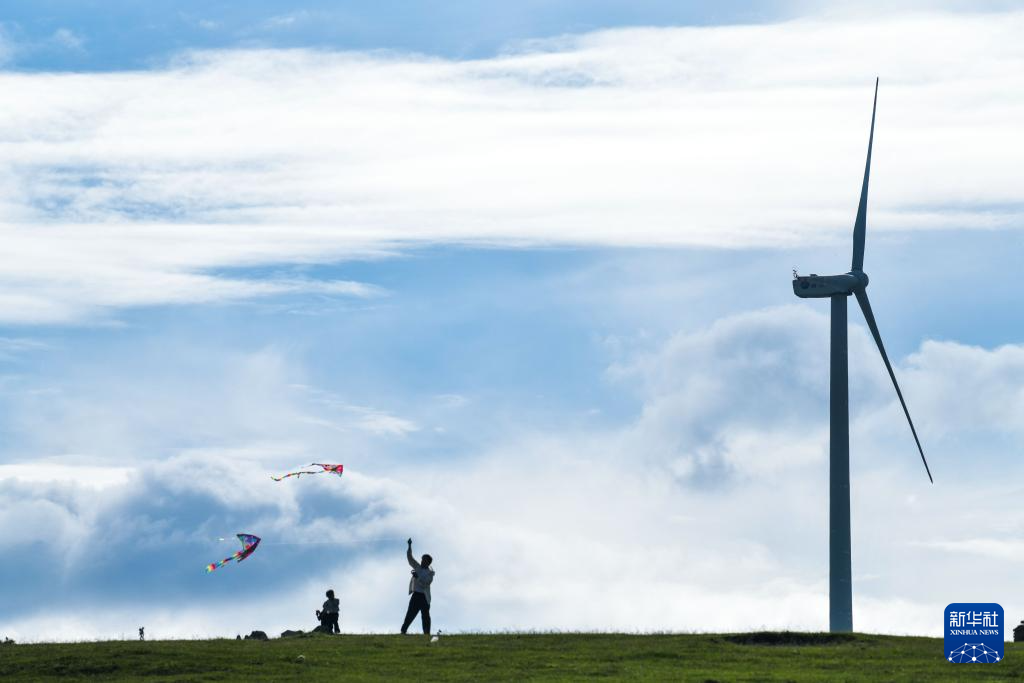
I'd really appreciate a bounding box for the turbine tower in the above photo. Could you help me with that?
[792,78,933,633]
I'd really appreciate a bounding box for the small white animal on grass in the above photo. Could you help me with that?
[296,654,305,663]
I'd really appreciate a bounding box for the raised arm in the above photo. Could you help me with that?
[407,538,420,569]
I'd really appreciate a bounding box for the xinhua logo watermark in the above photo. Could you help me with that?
[945,603,1004,663]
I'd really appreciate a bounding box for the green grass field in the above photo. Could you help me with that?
[1,632,1019,681]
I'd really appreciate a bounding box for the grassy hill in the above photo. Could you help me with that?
[1,632,1021,681]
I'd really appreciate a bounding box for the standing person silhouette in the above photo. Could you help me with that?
[400,538,434,635]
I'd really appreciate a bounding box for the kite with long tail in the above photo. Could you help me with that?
[271,463,344,481]
[206,534,261,573]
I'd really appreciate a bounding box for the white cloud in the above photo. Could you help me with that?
[1,10,1024,321]
[350,409,419,436]
[50,28,84,51]
[262,11,311,29]
[913,538,1024,561]
[288,385,420,436]
[0,347,425,468]
[0,463,132,488]
[0,222,388,323]
[434,393,468,408]
[0,336,48,359]
[903,341,1024,437]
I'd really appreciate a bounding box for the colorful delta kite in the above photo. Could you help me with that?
[271,463,344,482]
[206,534,261,573]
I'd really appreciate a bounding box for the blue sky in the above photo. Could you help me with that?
[3,1,1024,640]
[2,1,791,70]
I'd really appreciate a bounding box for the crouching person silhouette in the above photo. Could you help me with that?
[400,538,434,635]
[316,589,340,634]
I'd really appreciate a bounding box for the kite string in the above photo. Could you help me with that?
[211,538,407,546]
[261,539,407,545]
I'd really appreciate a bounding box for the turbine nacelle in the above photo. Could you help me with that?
[792,271,868,298]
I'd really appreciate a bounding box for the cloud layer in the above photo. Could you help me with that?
[3,304,1022,640]
[2,10,1024,322]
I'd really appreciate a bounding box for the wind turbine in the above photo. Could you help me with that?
[792,78,933,633]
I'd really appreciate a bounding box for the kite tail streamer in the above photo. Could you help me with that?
[271,470,317,481]
[271,463,343,481]
[206,552,242,573]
